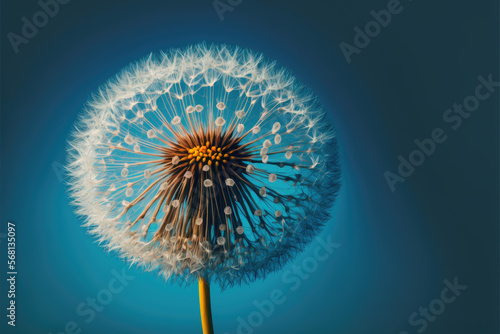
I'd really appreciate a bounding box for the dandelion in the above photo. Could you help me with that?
[67,44,341,334]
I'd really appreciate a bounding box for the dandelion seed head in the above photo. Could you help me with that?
[67,44,341,289]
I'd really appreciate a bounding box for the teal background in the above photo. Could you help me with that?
[1,0,498,333]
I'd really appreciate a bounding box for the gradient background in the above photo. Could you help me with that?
[1,0,498,333]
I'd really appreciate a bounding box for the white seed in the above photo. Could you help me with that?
[171,116,181,125]
[260,147,268,156]
[215,117,226,127]
[272,122,281,134]
[236,226,244,235]
[285,151,292,159]
[108,184,116,192]
[122,200,129,206]
[133,144,141,152]
[195,217,203,225]
[144,169,151,178]
[259,187,267,197]
[269,173,277,182]
[165,223,174,231]
[195,105,204,112]
[147,129,155,138]
[246,164,255,173]
[200,240,211,252]
[252,126,261,134]
[172,156,180,165]
[126,188,133,197]
[274,134,282,144]
[219,224,227,231]
[216,102,226,110]
[160,182,168,190]
[186,106,195,113]
[235,110,246,118]
[225,178,235,186]
[275,210,282,217]
[121,168,129,177]
[263,139,272,148]
[124,134,134,145]
[172,199,180,208]
[204,179,213,187]
[262,155,269,164]
[202,165,210,172]
[237,124,244,133]
[254,210,262,216]
[184,171,193,178]
[217,236,226,245]
[224,206,232,215]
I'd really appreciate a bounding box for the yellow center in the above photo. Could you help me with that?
[186,141,233,168]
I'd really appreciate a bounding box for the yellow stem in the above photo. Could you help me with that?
[198,276,214,334]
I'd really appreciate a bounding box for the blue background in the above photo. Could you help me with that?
[1,0,498,333]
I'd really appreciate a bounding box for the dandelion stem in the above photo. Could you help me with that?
[198,276,214,334]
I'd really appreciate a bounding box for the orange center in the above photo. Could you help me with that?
[186,141,234,168]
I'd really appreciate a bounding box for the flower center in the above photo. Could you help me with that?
[187,141,233,168]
